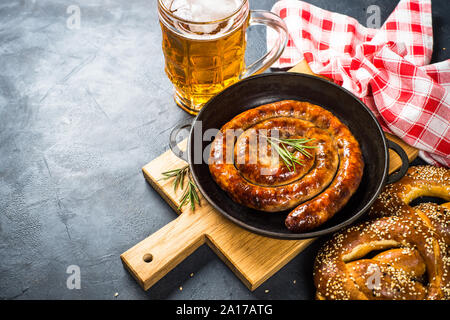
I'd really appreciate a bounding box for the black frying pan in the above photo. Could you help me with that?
[170,73,409,239]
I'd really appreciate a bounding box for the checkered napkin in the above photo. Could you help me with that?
[267,0,450,166]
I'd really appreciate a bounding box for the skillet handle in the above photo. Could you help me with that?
[386,139,409,184]
[169,119,192,163]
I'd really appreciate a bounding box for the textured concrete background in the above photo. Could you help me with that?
[0,0,448,300]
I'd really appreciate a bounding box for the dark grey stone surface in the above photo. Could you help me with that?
[0,0,447,300]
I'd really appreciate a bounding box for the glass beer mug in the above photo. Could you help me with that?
[158,0,288,114]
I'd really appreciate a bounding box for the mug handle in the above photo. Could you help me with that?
[169,119,193,163]
[241,10,288,78]
[386,139,410,184]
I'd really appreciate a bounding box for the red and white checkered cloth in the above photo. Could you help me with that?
[267,0,450,166]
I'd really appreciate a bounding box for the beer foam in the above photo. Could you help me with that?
[167,0,242,22]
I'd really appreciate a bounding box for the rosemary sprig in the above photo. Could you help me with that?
[161,165,201,211]
[262,135,317,172]
[178,180,200,211]
[161,165,189,192]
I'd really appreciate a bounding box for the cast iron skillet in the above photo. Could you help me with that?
[170,73,409,239]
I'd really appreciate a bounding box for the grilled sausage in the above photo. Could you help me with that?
[209,100,364,232]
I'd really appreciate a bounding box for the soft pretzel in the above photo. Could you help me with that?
[314,166,450,300]
[369,165,450,219]
[209,100,364,232]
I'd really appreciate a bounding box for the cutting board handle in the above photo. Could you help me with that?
[120,211,206,290]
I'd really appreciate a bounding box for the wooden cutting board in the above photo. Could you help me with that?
[121,60,419,291]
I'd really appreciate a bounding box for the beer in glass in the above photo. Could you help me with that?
[158,0,288,114]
